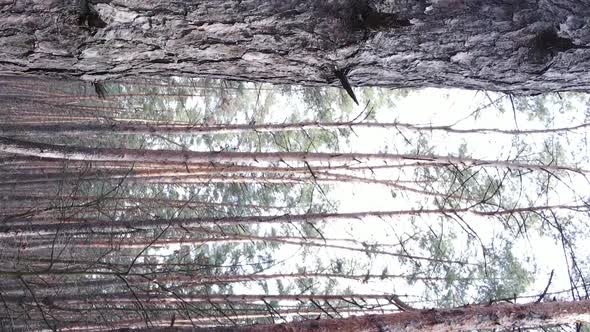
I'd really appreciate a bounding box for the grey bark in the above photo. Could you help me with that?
[2,0,590,93]
[118,299,590,332]
[2,120,589,136]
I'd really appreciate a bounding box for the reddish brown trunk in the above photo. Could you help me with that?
[0,137,586,173]
[134,300,590,332]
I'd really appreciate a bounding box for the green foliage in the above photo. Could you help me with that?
[2,76,588,330]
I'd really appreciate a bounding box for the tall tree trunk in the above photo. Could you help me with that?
[0,136,586,173]
[131,299,590,332]
[2,120,589,136]
[2,0,590,93]
[3,203,585,230]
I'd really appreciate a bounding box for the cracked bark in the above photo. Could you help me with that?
[119,299,590,332]
[2,0,590,93]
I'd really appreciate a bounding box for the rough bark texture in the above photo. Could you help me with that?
[128,299,590,332]
[2,0,590,93]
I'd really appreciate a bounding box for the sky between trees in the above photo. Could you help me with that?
[0,76,589,331]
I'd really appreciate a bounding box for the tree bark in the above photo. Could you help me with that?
[2,120,590,136]
[2,0,590,93]
[1,136,587,173]
[128,299,590,332]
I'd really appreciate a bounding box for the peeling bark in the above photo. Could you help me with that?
[1,0,590,93]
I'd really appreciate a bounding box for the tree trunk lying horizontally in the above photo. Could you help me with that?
[127,299,590,332]
[2,0,590,93]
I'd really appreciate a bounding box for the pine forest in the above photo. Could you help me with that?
[0,74,589,331]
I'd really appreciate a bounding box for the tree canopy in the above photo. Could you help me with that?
[0,75,589,331]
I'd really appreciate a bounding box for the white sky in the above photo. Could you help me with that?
[153,81,590,310]
[252,86,590,307]
[331,88,589,305]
